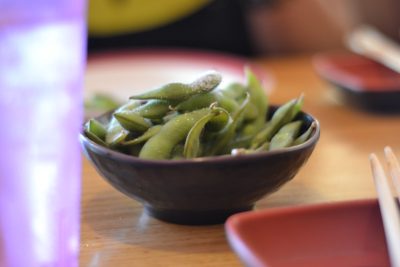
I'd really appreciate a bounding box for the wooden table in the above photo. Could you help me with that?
[80,53,400,266]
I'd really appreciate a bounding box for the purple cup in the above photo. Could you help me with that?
[0,1,87,266]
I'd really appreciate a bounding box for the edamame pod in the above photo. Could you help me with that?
[245,67,268,131]
[118,99,142,111]
[122,125,162,146]
[183,108,223,158]
[171,144,185,159]
[269,120,303,150]
[190,71,223,92]
[114,111,152,132]
[162,111,179,123]
[104,100,142,146]
[84,119,107,145]
[129,71,222,101]
[105,118,129,147]
[175,92,217,111]
[176,91,239,113]
[139,108,211,159]
[235,69,268,142]
[256,141,270,151]
[250,95,303,149]
[243,102,258,121]
[220,82,247,100]
[292,121,316,146]
[132,99,171,120]
[209,93,251,155]
[206,106,230,132]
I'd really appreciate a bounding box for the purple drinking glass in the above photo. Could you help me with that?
[0,1,87,266]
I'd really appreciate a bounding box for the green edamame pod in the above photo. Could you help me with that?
[292,121,316,146]
[105,118,129,147]
[139,108,211,159]
[235,69,269,142]
[256,141,270,151]
[245,67,268,131]
[215,92,241,114]
[206,107,230,132]
[234,109,261,147]
[103,99,144,146]
[229,135,253,150]
[238,123,258,139]
[190,71,223,92]
[162,111,179,123]
[129,71,222,101]
[269,120,303,150]
[122,125,162,146]
[243,102,258,121]
[171,144,185,160]
[183,108,223,158]
[208,93,251,155]
[84,119,107,145]
[133,100,171,119]
[104,99,143,146]
[250,95,303,149]
[220,82,247,100]
[118,99,142,112]
[289,94,304,120]
[176,90,239,113]
[113,111,152,132]
[175,92,216,111]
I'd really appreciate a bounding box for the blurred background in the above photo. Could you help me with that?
[87,0,400,56]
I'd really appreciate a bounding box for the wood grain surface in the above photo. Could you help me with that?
[80,54,400,267]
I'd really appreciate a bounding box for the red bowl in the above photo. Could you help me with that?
[225,199,389,267]
[313,51,400,113]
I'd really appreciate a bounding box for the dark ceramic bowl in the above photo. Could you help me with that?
[80,107,320,225]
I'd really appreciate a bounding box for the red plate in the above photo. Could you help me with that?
[225,199,389,267]
[313,52,400,112]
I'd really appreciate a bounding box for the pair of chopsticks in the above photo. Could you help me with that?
[370,146,400,267]
[347,25,400,74]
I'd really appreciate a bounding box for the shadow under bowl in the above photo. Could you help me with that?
[80,107,320,225]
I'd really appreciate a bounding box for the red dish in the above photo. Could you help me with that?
[313,52,400,112]
[225,199,389,267]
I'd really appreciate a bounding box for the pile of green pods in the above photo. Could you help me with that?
[84,68,316,160]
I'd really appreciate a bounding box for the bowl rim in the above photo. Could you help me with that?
[80,110,320,166]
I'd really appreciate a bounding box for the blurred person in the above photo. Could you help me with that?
[246,0,400,55]
[87,0,400,56]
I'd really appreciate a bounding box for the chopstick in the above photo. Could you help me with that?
[346,25,400,74]
[369,146,400,267]
[385,147,400,205]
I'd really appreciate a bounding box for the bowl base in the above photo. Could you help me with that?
[144,205,254,225]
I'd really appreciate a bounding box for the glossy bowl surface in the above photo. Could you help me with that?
[80,107,320,225]
[225,199,389,267]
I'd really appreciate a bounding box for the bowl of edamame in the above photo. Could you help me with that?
[80,68,320,225]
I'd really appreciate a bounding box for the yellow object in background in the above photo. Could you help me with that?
[88,0,212,36]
